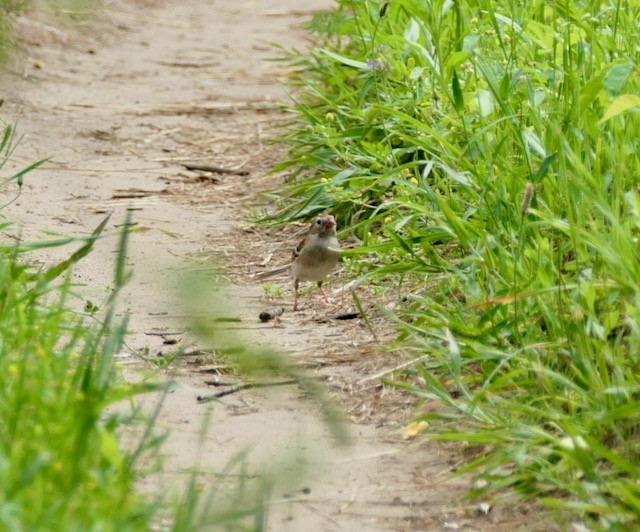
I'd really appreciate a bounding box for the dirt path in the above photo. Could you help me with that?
[1,1,537,530]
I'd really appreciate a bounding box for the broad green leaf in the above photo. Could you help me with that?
[494,13,523,32]
[604,61,634,95]
[524,21,556,51]
[452,69,464,112]
[440,163,472,187]
[333,167,359,182]
[533,153,557,184]
[598,94,640,124]
[409,66,424,80]
[404,18,420,43]
[523,129,546,157]
[321,50,370,70]
[446,51,470,70]
[476,89,495,117]
[579,72,605,108]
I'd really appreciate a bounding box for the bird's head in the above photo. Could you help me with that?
[311,214,337,236]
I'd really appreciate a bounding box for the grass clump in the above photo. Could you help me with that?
[274,0,640,527]
[0,125,162,529]
[0,223,157,530]
[0,121,343,529]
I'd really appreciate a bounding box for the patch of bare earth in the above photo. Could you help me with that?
[1,1,552,530]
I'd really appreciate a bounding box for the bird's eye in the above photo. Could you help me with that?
[316,218,322,225]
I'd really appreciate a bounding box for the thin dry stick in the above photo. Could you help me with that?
[151,60,220,68]
[182,162,249,175]
[142,101,277,116]
[196,379,297,402]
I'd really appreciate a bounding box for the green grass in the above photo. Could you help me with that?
[0,0,97,65]
[272,0,640,527]
[0,126,267,530]
[0,227,162,530]
[0,117,347,529]
[0,131,162,528]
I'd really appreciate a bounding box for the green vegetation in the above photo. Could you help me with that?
[0,126,282,530]
[0,0,96,63]
[262,282,285,298]
[273,0,640,527]
[0,3,342,530]
[0,117,343,528]
[0,0,95,13]
[1,122,328,530]
[0,126,163,529]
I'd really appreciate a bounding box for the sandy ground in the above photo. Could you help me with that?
[0,1,547,530]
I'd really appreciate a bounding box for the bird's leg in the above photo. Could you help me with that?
[293,279,300,311]
[318,281,330,304]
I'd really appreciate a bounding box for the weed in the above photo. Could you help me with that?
[262,282,285,298]
[274,0,640,527]
[0,208,162,528]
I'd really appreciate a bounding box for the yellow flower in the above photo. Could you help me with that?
[325,112,335,122]
[470,17,478,24]
[409,177,419,186]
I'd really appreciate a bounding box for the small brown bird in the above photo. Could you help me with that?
[255,214,341,311]
[290,213,340,310]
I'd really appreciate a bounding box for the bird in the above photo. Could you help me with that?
[255,213,341,311]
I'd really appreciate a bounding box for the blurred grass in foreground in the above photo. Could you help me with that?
[0,122,346,529]
[271,0,640,527]
[0,124,161,528]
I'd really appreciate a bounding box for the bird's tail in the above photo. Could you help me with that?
[252,264,291,280]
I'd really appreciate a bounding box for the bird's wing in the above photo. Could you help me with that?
[292,235,309,260]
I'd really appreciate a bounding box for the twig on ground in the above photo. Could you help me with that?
[151,60,220,68]
[111,188,168,199]
[182,162,249,175]
[197,379,297,402]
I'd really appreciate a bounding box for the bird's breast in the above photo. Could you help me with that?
[291,239,340,282]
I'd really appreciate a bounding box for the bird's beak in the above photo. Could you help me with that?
[325,217,336,229]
